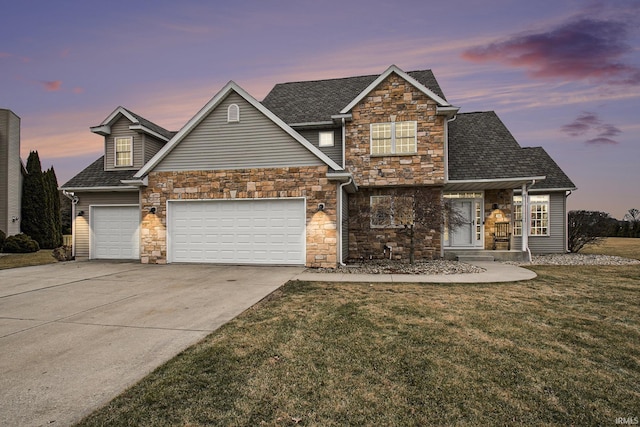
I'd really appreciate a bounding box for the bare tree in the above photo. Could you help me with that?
[624,208,640,223]
[391,189,466,263]
[568,210,615,253]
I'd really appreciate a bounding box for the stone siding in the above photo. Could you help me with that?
[348,187,443,261]
[484,189,514,250]
[140,166,338,267]
[345,73,446,187]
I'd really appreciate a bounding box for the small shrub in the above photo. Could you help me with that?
[4,233,40,253]
[52,245,73,261]
[0,229,5,251]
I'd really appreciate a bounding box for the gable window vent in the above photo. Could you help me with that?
[227,104,240,122]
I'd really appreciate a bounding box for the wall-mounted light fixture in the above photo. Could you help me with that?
[492,203,499,210]
[317,203,325,212]
[11,216,19,222]
[77,210,85,217]
[149,207,157,214]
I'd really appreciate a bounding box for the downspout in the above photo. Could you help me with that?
[521,180,536,262]
[62,190,77,257]
[441,114,456,258]
[565,190,573,253]
[337,177,353,266]
[341,117,346,169]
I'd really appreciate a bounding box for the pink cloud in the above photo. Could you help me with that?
[462,17,640,85]
[585,137,619,146]
[561,112,621,145]
[42,80,62,91]
[0,52,11,58]
[72,87,84,94]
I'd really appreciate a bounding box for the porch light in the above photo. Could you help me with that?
[492,203,499,210]
[77,211,85,217]
[149,207,157,214]
[317,203,325,212]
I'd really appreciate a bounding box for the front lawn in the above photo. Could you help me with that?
[78,263,640,426]
[582,237,640,260]
[0,250,58,270]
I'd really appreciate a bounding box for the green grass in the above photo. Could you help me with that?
[77,262,640,425]
[0,250,58,269]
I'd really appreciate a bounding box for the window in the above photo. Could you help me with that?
[513,194,549,236]
[227,104,240,122]
[513,196,523,236]
[370,121,416,155]
[530,195,550,236]
[114,137,132,167]
[319,131,334,147]
[370,195,414,228]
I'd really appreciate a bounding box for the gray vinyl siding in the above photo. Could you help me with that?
[341,188,349,262]
[104,117,142,171]
[144,134,166,164]
[298,128,343,166]
[73,191,139,258]
[0,109,22,236]
[513,192,567,254]
[154,92,324,172]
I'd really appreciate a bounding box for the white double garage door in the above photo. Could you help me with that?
[91,199,306,265]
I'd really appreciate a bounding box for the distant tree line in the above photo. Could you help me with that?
[568,208,640,253]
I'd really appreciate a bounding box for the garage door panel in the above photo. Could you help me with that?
[169,199,305,265]
[91,206,139,260]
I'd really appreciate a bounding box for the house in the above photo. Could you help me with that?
[61,65,576,266]
[0,109,24,237]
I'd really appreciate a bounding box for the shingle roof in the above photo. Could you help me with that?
[448,112,575,189]
[262,70,446,124]
[523,147,576,190]
[61,156,137,189]
[121,107,176,140]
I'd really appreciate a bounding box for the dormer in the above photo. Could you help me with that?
[90,107,173,171]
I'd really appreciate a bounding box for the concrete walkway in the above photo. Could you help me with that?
[294,261,537,283]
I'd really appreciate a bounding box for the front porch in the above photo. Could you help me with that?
[444,248,529,262]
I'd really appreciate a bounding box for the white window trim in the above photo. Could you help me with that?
[114,136,133,167]
[227,104,240,122]
[513,194,550,237]
[370,121,417,156]
[319,131,334,147]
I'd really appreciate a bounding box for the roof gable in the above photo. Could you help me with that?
[90,106,174,141]
[340,65,450,114]
[135,81,342,178]
[261,67,447,125]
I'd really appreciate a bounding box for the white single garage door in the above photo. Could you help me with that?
[169,199,305,265]
[91,206,140,259]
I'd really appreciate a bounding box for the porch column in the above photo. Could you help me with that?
[521,183,529,255]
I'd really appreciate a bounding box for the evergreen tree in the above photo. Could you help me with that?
[44,167,62,248]
[21,151,47,247]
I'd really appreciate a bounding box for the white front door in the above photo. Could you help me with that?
[449,199,483,248]
[451,200,473,246]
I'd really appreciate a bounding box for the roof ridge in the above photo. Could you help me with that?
[270,69,436,87]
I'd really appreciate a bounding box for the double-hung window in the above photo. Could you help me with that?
[371,121,416,155]
[513,194,549,236]
[114,137,133,167]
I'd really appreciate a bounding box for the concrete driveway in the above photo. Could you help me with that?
[0,261,302,427]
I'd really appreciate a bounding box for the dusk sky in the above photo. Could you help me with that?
[2,0,638,219]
